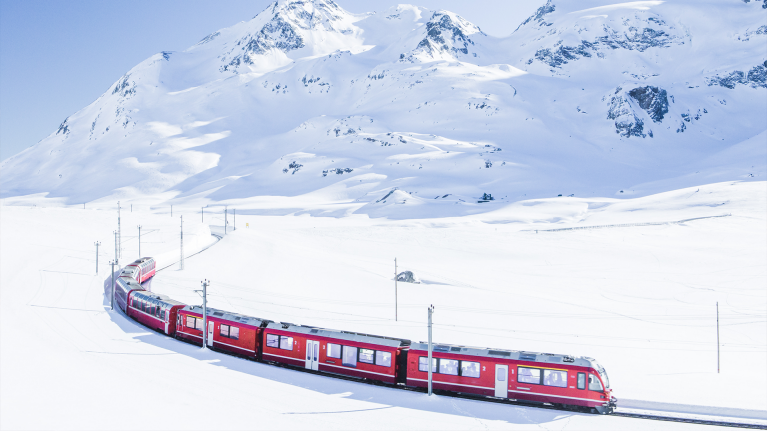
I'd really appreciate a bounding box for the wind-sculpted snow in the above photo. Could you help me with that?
[1,0,765,216]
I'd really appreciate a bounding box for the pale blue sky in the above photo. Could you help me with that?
[0,0,542,161]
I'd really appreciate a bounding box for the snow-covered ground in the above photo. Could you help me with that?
[2,180,765,429]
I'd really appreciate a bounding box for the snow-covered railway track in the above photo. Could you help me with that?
[612,412,766,429]
[156,233,222,273]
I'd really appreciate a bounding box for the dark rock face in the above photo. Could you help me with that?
[535,41,594,67]
[628,86,669,122]
[707,61,767,89]
[414,12,480,57]
[396,271,420,284]
[607,91,645,138]
[516,0,555,30]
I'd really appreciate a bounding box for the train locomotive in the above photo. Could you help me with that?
[111,257,617,414]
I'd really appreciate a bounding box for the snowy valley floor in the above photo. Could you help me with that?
[1,181,765,430]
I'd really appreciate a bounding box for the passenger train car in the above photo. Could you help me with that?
[111,257,617,414]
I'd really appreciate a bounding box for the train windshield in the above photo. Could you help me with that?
[598,368,610,389]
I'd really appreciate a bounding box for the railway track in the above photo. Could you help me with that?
[613,412,766,429]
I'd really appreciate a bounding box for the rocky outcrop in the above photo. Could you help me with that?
[409,11,484,60]
[706,61,767,89]
[396,271,420,284]
[628,86,669,123]
[606,88,645,138]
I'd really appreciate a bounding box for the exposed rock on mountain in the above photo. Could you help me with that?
[707,61,767,89]
[629,86,669,123]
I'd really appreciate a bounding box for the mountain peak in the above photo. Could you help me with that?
[407,10,485,61]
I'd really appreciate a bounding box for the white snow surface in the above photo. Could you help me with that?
[0,0,765,216]
[1,181,765,429]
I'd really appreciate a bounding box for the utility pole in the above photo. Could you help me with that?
[110,260,116,310]
[202,206,204,223]
[113,230,119,265]
[717,301,720,374]
[180,216,184,270]
[94,241,101,274]
[171,205,173,217]
[199,279,209,349]
[117,201,121,259]
[233,209,236,231]
[428,304,434,396]
[395,258,398,321]
[131,204,132,212]
[225,206,228,235]
[137,225,142,257]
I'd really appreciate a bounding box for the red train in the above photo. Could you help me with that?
[111,257,616,414]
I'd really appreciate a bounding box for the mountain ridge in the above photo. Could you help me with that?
[1,0,765,218]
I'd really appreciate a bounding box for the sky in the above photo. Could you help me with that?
[0,0,543,162]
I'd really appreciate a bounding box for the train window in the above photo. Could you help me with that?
[543,370,567,388]
[230,326,239,340]
[154,304,160,318]
[375,351,392,367]
[359,349,375,364]
[280,336,293,351]
[342,346,357,367]
[327,343,342,359]
[266,334,279,348]
[517,367,542,385]
[220,324,230,338]
[160,309,165,321]
[439,359,459,376]
[588,374,603,391]
[418,357,437,373]
[195,318,204,331]
[460,361,480,378]
[577,373,586,390]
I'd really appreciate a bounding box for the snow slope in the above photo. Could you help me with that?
[1,181,764,429]
[0,0,765,217]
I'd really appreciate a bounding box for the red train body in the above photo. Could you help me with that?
[261,323,409,384]
[176,306,270,358]
[127,290,185,336]
[406,343,614,413]
[110,257,616,414]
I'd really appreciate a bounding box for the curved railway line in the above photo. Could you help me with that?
[120,230,766,429]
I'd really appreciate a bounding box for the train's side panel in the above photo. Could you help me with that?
[209,318,258,358]
[406,348,608,408]
[406,349,496,397]
[176,310,204,346]
[261,328,399,384]
[127,292,165,332]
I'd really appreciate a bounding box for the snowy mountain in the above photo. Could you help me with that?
[1,0,765,217]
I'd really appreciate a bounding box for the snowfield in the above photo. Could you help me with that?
[1,181,765,429]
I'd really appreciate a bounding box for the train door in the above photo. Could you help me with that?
[495,364,508,398]
[305,340,319,371]
[207,321,214,347]
[164,308,169,334]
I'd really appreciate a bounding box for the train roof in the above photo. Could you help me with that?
[409,342,600,369]
[132,290,185,307]
[266,322,411,348]
[181,306,271,328]
[116,275,143,290]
